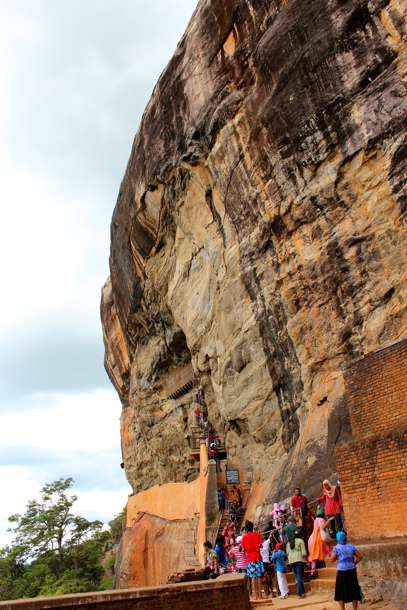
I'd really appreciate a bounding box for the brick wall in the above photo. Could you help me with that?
[0,574,250,610]
[336,429,407,539]
[336,337,407,541]
[343,337,407,438]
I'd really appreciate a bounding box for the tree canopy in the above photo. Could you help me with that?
[0,478,111,600]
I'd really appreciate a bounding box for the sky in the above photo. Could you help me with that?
[0,0,198,546]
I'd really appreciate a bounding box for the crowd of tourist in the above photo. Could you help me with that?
[193,387,221,460]
[201,482,364,608]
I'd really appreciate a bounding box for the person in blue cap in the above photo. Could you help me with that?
[330,531,363,609]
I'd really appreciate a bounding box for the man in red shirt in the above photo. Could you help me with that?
[194,407,200,425]
[242,521,264,600]
[291,487,307,517]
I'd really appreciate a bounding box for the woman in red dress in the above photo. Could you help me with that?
[318,480,343,534]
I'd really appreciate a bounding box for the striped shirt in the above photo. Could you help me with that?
[229,545,247,569]
[286,538,306,564]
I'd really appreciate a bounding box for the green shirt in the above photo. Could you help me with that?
[282,523,298,540]
[206,550,218,570]
[286,538,306,564]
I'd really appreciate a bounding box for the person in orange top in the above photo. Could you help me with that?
[231,487,240,508]
[308,510,335,577]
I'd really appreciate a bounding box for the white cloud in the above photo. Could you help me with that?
[0,0,199,550]
[0,155,87,328]
[0,390,121,452]
[74,487,129,525]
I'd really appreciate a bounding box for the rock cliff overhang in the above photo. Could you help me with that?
[101,0,407,508]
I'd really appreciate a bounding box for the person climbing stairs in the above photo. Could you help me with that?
[307,538,337,594]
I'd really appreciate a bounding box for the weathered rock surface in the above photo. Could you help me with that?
[101,0,407,514]
[113,513,191,588]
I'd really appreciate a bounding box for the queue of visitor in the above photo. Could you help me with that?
[202,482,364,608]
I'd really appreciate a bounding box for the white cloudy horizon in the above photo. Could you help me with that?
[0,0,199,547]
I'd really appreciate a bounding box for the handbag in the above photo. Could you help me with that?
[320,521,331,542]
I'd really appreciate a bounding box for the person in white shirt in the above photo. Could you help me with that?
[260,532,276,598]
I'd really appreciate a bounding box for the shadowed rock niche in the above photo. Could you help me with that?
[101,0,407,505]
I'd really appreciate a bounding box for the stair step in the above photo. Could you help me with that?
[287,582,311,595]
[310,579,336,593]
[286,571,312,584]
[316,567,337,578]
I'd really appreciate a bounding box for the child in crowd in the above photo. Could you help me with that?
[201,541,219,580]
[229,504,238,524]
[229,535,247,573]
[215,535,230,574]
[222,519,231,543]
[260,532,276,598]
[222,520,236,546]
[229,535,248,592]
[271,542,289,599]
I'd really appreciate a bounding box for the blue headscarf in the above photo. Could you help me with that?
[336,531,346,545]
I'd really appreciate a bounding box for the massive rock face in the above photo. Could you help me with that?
[101,0,407,514]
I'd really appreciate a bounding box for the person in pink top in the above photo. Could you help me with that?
[318,479,343,535]
[269,503,281,529]
[229,535,247,572]
[229,535,249,596]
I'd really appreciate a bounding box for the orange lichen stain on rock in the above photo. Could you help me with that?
[101,277,130,393]
[244,481,264,524]
[381,3,407,51]
[223,29,235,57]
[120,407,131,470]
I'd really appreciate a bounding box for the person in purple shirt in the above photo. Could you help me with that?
[330,531,363,610]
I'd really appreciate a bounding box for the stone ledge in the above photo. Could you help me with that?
[355,537,407,584]
[354,536,407,547]
[0,574,248,610]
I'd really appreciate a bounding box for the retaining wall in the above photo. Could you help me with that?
[336,337,407,541]
[0,574,250,610]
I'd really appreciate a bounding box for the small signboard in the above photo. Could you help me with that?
[226,469,240,484]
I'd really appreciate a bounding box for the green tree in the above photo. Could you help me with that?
[108,506,127,542]
[0,545,26,600]
[1,478,108,601]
